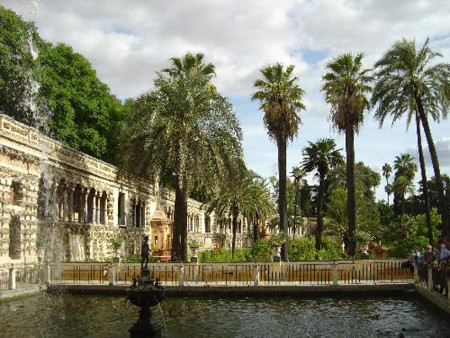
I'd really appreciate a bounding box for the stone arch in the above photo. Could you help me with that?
[87,188,96,223]
[73,184,83,222]
[194,215,200,232]
[100,191,107,225]
[205,215,211,233]
[10,181,23,206]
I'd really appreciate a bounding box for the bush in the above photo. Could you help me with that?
[290,236,343,261]
[316,237,342,260]
[388,235,428,259]
[250,239,272,262]
[198,248,252,262]
[289,237,316,261]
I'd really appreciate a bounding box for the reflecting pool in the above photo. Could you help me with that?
[0,292,449,337]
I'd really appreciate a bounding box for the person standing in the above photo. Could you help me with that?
[141,235,151,268]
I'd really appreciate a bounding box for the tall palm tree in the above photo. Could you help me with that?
[382,163,392,204]
[372,38,450,237]
[290,166,306,239]
[301,138,343,250]
[415,111,433,244]
[252,63,306,261]
[120,52,243,261]
[322,53,373,256]
[393,153,417,215]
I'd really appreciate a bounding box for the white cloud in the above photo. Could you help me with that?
[2,0,450,199]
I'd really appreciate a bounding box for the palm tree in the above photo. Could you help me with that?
[382,163,392,204]
[372,38,450,237]
[120,52,243,261]
[415,111,433,244]
[290,166,306,239]
[252,63,306,261]
[301,138,343,250]
[322,53,373,256]
[393,153,417,215]
[206,172,274,258]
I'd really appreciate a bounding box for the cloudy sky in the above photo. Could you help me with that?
[2,0,450,200]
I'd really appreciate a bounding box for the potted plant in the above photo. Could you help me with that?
[112,235,124,263]
[270,232,286,262]
[188,239,200,262]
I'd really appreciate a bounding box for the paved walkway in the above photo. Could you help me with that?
[0,284,46,301]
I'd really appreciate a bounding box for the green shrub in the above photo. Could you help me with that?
[250,239,272,262]
[316,237,342,260]
[198,248,252,262]
[289,237,316,261]
[388,235,428,259]
[289,236,343,261]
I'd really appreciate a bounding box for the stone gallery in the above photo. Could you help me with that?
[0,114,252,265]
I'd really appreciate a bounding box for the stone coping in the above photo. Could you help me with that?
[0,284,46,301]
[46,283,414,297]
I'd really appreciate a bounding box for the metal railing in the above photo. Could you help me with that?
[0,264,44,291]
[45,260,413,286]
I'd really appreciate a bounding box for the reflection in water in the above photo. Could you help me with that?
[0,293,449,337]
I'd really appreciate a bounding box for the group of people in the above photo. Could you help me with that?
[410,238,450,295]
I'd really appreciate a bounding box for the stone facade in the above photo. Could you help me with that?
[0,114,253,264]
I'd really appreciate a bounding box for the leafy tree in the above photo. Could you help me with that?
[120,53,243,261]
[325,188,380,245]
[38,43,124,160]
[372,38,450,237]
[322,53,373,256]
[327,162,381,201]
[252,63,306,261]
[301,138,343,250]
[0,7,45,127]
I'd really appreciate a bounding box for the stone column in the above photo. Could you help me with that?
[108,264,115,285]
[9,265,16,290]
[332,261,339,285]
[95,191,100,224]
[84,189,89,223]
[179,265,185,286]
[67,185,74,222]
[427,267,433,291]
[253,264,259,286]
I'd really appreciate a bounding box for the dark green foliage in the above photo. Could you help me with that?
[0,7,45,126]
[38,43,124,160]
[290,236,342,261]
[198,248,252,263]
[0,8,124,162]
[250,239,273,261]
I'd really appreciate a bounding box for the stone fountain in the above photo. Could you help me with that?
[127,267,165,338]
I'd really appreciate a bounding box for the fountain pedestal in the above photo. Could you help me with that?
[127,268,165,338]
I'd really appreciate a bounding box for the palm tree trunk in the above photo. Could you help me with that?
[254,213,260,242]
[277,134,289,261]
[293,191,298,240]
[173,172,188,262]
[231,202,238,259]
[315,173,325,251]
[346,123,356,256]
[416,112,433,244]
[415,95,450,237]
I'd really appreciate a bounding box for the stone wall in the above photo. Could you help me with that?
[0,114,155,264]
[0,114,254,264]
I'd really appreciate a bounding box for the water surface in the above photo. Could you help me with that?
[0,292,448,337]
